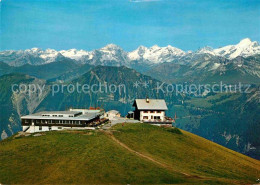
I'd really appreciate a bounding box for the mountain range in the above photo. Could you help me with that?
[1,38,260,84]
[1,38,259,67]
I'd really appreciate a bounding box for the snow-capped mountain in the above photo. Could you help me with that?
[0,38,259,67]
[59,49,93,61]
[198,38,260,59]
[196,46,215,56]
[128,45,186,63]
[89,44,129,66]
[214,38,260,59]
[38,48,60,63]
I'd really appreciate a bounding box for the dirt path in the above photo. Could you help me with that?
[103,130,204,179]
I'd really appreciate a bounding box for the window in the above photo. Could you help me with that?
[151,116,154,119]
[39,126,42,130]
[150,111,154,113]
[59,115,63,117]
[58,127,62,129]
[157,111,161,113]
[143,116,148,119]
[143,111,149,113]
[154,116,161,120]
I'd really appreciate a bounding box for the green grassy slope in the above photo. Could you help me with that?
[168,90,260,159]
[113,124,260,184]
[0,130,188,185]
[0,124,259,184]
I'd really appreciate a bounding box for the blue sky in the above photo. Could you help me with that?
[1,0,260,51]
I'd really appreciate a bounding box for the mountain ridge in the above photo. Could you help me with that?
[1,38,259,67]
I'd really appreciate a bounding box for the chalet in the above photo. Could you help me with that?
[21,109,104,133]
[104,110,121,120]
[133,98,168,123]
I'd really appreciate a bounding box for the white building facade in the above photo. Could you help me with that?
[21,109,102,133]
[139,110,165,122]
[133,98,168,123]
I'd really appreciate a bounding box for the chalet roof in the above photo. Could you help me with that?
[133,99,168,110]
[107,110,120,114]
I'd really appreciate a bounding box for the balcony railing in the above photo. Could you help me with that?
[143,119,173,124]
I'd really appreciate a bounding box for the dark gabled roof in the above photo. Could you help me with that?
[133,99,168,110]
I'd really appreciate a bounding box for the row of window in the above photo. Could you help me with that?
[143,116,161,120]
[25,119,82,125]
[42,115,64,117]
[39,120,81,124]
[39,126,62,131]
[143,111,162,113]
